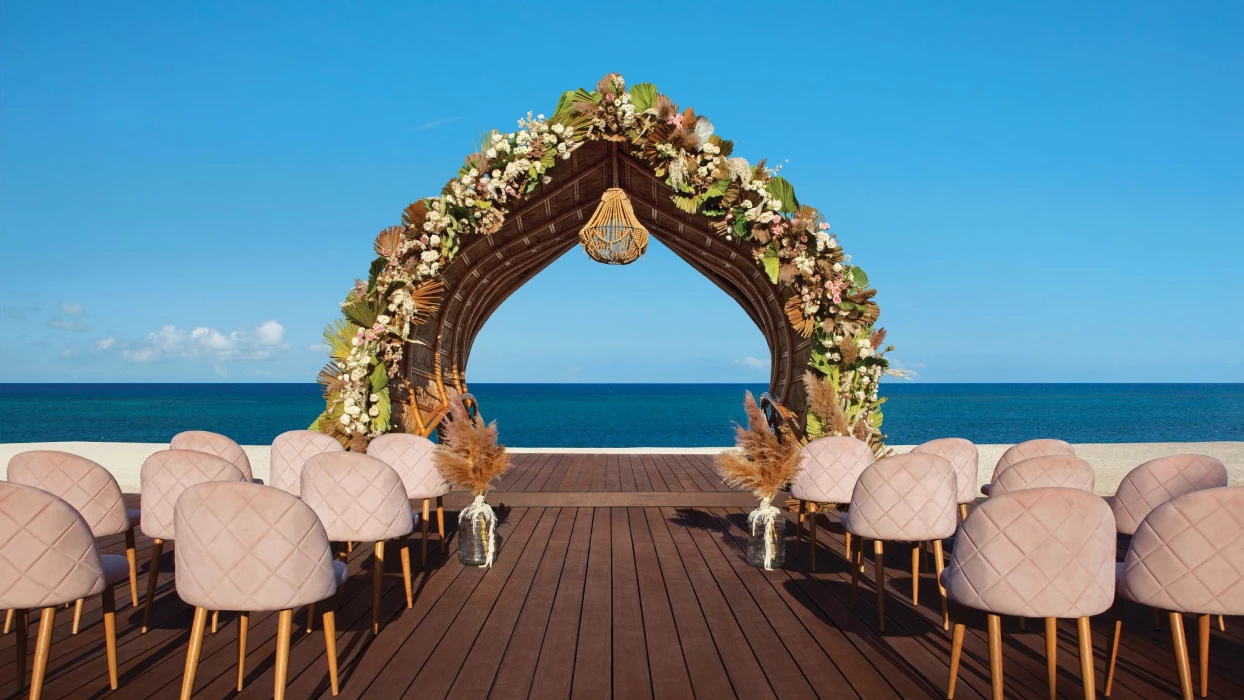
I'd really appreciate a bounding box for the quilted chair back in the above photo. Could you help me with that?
[270,430,344,497]
[989,455,1095,498]
[173,481,338,612]
[1118,487,1244,616]
[844,453,958,542]
[989,439,1075,484]
[7,450,130,537]
[1110,454,1228,535]
[0,482,109,609]
[790,436,875,504]
[911,438,979,505]
[301,452,414,543]
[139,450,247,540]
[367,433,450,500]
[171,430,253,481]
[943,487,1115,618]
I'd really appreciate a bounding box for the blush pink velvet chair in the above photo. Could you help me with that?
[980,438,1075,496]
[301,452,415,633]
[270,430,344,497]
[1109,454,1227,536]
[942,487,1116,700]
[367,433,450,567]
[1106,487,1244,700]
[138,449,247,633]
[988,455,1096,498]
[842,452,958,632]
[7,450,141,634]
[790,435,875,571]
[1,482,129,699]
[173,481,345,699]
[911,438,979,521]
[170,430,257,483]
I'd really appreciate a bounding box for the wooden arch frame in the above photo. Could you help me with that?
[399,139,812,435]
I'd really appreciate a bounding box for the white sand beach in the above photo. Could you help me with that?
[1,440,1240,496]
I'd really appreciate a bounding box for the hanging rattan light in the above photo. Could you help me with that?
[579,187,649,265]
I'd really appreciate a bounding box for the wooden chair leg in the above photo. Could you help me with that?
[874,540,886,633]
[142,538,163,633]
[850,534,861,606]
[933,540,948,630]
[347,541,353,554]
[421,499,431,567]
[373,541,384,634]
[72,598,84,634]
[1198,613,1210,698]
[808,504,818,572]
[988,613,1004,700]
[3,607,12,634]
[845,531,852,563]
[1044,618,1058,700]
[180,607,208,700]
[211,609,219,634]
[237,612,249,691]
[960,503,969,521]
[436,496,446,553]
[103,586,118,690]
[400,540,413,608]
[1077,617,1095,700]
[1105,606,1123,697]
[274,609,292,700]
[1218,615,1225,631]
[796,500,806,551]
[323,599,339,696]
[1170,612,1193,700]
[306,602,315,634]
[29,607,56,700]
[125,529,139,607]
[14,609,28,691]
[911,542,920,606]
[948,622,966,698]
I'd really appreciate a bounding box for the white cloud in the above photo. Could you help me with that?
[410,116,460,132]
[734,356,769,370]
[307,342,329,353]
[59,303,84,315]
[123,348,154,362]
[48,319,89,332]
[121,320,290,364]
[95,337,116,351]
[255,320,285,346]
[60,348,76,358]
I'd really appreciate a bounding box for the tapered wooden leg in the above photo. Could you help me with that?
[874,540,886,633]
[237,611,249,691]
[72,598,84,634]
[347,540,353,554]
[960,503,969,521]
[400,541,413,608]
[911,542,921,606]
[988,613,1004,700]
[421,498,431,567]
[1198,613,1209,697]
[3,608,11,634]
[845,531,852,563]
[180,606,208,700]
[933,540,948,630]
[125,529,139,607]
[1077,617,1095,700]
[211,609,219,634]
[1218,615,1225,631]
[306,602,315,634]
[14,609,28,691]
[373,541,384,634]
[274,609,292,700]
[323,600,339,695]
[850,535,861,606]
[808,504,818,572]
[796,500,806,551]
[948,622,966,698]
[102,586,118,689]
[29,607,56,700]
[1171,612,1193,700]
[1105,604,1123,696]
[142,538,163,633]
[436,496,446,553]
[1044,618,1058,700]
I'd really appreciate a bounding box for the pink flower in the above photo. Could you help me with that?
[372,323,385,332]
[365,331,377,341]
[668,114,683,128]
[818,222,830,230]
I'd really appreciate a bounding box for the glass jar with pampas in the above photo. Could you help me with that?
[714,392,804,570]
[432,396,512,567]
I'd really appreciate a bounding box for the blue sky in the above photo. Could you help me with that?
[2,1,1241,383]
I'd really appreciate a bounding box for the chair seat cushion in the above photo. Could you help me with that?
[127,508,141,529]
[332,560,348,587]
[101,554,131,587]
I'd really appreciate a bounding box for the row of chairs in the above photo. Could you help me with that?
[2,429,448,700]
[788,436,1236,700]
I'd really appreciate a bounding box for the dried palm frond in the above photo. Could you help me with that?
[803,372,851,436]
[713,392,802,501]
[839,338,859,364]
[784,297,816,338]
[407,278,445,325]
[778,264,798,284]
[374,226,403,257]
[402,200,429,231]
[869,327,887,349]
[433,395,511,497]
[316,363,346,397]
[652,94,678,120]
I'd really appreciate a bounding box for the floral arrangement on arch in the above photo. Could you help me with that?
[312,74,895,452]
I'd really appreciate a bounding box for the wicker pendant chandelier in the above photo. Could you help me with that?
[578,187,649,265]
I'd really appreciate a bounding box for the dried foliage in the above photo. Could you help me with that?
[713,392,803,501]
[803,372,851,436]
[433,395,512,496]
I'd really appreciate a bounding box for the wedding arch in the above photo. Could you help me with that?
[312,74,893,451]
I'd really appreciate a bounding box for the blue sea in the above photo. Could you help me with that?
[0,383,1241,447]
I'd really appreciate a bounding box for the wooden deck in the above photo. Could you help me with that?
[3,453,1243,699]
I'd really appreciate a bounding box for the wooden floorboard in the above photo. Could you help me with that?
[3,456,1241,699]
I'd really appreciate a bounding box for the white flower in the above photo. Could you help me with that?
[552,123,564,134]
[369,394,379,402]
[339,414,351,425]
[429,234,440,246]
[345,397,356,407]
[376,314,390,325]
[833,263,843,272]
[486,148,496,158]
[369,406,380,417]
[421,250,438,262]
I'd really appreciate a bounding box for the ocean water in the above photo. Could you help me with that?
[0,383,1241,447]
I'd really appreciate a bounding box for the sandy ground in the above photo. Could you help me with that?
[1,441,1241,496]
